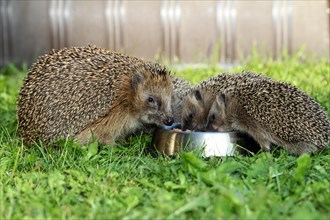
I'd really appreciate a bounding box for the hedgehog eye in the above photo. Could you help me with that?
[188,113,194,119]
[147,97,154,103]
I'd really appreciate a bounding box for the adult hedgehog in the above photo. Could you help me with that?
[18,46,174,146]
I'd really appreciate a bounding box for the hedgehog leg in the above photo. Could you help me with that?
[256,139,271,152]
[76,132,117,146]
[284,142,319,155]
[300,143,319,154]
[75,127,117,146]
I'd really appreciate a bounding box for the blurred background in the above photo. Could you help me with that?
[0,0,329,67]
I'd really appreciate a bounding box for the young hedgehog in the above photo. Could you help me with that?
[181,89,215,131]
[181,72,268,131]
[206,80,330,155]
[17,46,174,146]
[170,76,193,122]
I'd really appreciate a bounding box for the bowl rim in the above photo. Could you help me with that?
[157,127,236,135]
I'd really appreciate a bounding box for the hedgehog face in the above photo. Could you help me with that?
[132,71,174,127]
[181,89,213,131]
[206,93,233,132]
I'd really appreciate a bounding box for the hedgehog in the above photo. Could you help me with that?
[181,89,214,131]
[170,75,193,122]
[206,79,330,155]
[181,72,269,131]
[17,46,174,146]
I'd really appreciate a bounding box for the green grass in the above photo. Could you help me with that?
[1,52,330,219]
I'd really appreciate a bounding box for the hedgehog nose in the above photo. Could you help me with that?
[163,117,174,126]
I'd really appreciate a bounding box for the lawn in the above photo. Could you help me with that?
[0,51,329,219]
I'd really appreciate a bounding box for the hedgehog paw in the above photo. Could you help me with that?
[258,140,271,152]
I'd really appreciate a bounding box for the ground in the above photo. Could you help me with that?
[0,50,329,219]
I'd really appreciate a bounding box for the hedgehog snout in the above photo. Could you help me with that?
[181,122,190,131]
[194,124,207,132]
[162,116,174,126]
[160,102,174,126]
[205,123,214,132]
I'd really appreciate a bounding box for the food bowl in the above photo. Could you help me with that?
[151,125,260,157]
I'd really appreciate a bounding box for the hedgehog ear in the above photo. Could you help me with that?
[132,72,144,91]
[194,90,203,102]
[217,93,227,108]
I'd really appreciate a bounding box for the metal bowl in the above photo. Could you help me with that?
[151,127,260,157]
